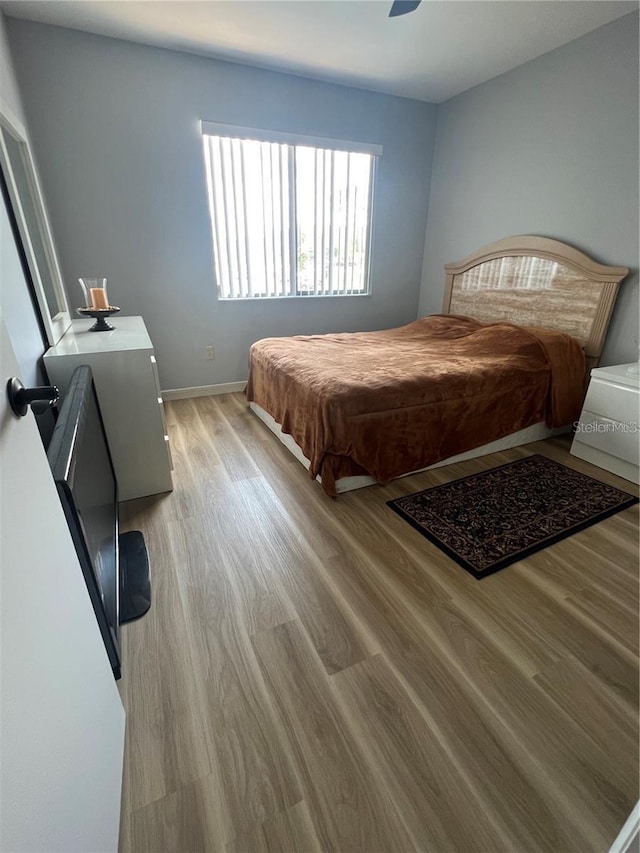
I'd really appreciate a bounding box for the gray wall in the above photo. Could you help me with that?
[0,11,46,387]
[0,13,23,118]
[7,19,437,390]
[418,12,639,367]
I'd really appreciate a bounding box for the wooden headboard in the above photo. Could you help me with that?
[442,236,628,366]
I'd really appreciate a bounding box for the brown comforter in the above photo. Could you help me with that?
[245,315,585,496]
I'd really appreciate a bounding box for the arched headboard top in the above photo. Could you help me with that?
[442,235,629,360]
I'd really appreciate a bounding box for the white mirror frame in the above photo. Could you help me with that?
[0,103,70,345]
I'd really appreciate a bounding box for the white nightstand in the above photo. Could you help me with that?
[44,316,173,500]
[571,363,639,484]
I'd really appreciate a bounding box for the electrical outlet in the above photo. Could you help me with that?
[206,346,215,360]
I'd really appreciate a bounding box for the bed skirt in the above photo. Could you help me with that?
[248,401,569,494]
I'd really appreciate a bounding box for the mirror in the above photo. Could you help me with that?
[0,107,70,345]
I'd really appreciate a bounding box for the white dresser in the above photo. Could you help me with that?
[571,363,639,484]
[44,316,173,500]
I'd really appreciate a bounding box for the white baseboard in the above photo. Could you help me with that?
[162,381,246,400]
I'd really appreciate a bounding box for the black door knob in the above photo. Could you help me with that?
[7,378,59,418]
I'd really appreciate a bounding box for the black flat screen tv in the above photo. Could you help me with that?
[47,364,121,677]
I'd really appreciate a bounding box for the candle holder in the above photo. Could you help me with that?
[78,277,120,331]
[77,305,121,331]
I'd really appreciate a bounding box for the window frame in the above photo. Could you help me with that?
[201,120,382,301]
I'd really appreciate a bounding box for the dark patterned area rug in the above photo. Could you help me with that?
[387,454,638,579]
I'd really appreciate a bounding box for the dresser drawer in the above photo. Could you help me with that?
[575,410,639,465]
[583,377,639,425]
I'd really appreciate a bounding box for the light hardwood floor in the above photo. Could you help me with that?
[118,393,639,853]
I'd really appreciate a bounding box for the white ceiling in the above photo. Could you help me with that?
[2,0,637,102]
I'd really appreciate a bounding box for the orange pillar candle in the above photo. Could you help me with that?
[90,288,109,309]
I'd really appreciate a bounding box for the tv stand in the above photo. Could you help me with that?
[119,531,152,623]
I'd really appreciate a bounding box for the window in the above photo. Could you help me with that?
[201,122,381,299]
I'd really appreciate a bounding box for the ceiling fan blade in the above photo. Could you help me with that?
[389,0,421,17]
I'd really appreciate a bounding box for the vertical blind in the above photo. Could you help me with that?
[201,124,381,299]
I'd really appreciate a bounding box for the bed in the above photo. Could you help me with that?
[246,236,629,496]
